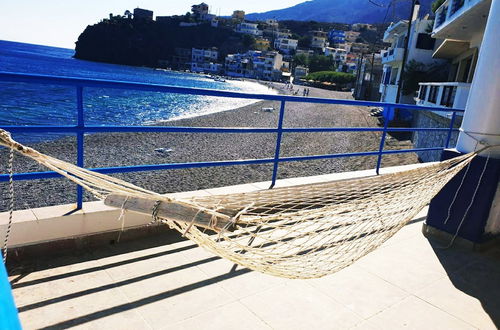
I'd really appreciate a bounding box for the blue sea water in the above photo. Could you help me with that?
[0,40,274,142]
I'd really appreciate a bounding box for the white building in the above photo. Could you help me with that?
[294,66,309,79]
[261,51,283,81]
[275,31,292,39]
[345,31,361,43]
[324,47,347,62]
[379,4,442,106]
[265,19,279,28]
[191,48,220,73]
[274,38,298,54]
[235,22,263,36]
[415,0,492,114]
[310,30,329,52]
[352,23,376,31]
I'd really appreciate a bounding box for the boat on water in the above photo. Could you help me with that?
[213,76,226,82]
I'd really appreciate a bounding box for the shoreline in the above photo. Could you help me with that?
[0,85,419,211]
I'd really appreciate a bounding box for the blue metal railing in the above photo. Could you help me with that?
[0,72,464,209]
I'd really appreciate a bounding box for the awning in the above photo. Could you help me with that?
[433,39,470,59]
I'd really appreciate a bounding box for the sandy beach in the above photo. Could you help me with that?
[0,84,418,211]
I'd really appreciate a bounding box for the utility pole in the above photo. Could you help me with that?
[395,0,419,108]
[354,53,364,99]
[367,52,376,100]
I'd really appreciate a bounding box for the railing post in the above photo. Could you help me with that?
[445,111,457,148]
[76,86,84,209]
[376,106,390,175]
[269,100,286,189]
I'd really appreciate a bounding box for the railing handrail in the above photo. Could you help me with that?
[0,72,465,113]
[418,81,472,87]
[436,0,451,14]
[0,71,463,209]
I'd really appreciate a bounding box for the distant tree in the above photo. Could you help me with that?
[242,34,256,48]
[402,60,449,95]
[431,0,446,12]
[308,55,335,72]
[305,71,356,85]
[298,36,312,48]
[293,53,309,67]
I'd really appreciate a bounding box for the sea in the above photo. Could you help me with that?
[0,40,275,143]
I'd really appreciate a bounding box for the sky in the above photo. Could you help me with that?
[0,0,306,49]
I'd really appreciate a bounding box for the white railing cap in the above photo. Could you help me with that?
[418,81,472,87]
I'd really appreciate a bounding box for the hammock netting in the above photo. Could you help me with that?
[0,129,475,279]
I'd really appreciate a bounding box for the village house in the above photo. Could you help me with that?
[235,22,263,36]
[416,0,492,113]
[191,47,221,73]
[379,3,443,111]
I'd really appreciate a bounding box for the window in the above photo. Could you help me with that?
[416,33,435,50]
[440,86,457,107]
[419,85,428,100]
[389,67,399,85]
[383,67,392,85]
[428,86,438,103]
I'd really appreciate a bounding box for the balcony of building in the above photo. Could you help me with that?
[2,72,498,329]
[381,47,405,64]
[3,186,499,329]
[383,21,408,43]
[416,82,471,117]
[432,0,491,40]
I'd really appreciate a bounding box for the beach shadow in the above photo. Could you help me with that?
[11,231,254,329]
[37,267,252,330]
[8,228,186,278]
[428,239,500,328]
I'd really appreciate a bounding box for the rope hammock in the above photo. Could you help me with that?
[0,129,481,278]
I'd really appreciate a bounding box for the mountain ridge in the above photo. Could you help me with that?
[245,0,433,24]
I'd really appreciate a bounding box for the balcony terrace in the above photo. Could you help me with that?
[2,72,497,329]
[416,82,471,117]
[381,47,405,64]
[382,21,408,43]
[4,196,499,329]
[433,0,492,40]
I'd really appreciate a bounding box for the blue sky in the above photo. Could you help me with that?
[0,0,305,49]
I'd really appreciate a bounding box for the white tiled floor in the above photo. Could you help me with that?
[8,214,500,329]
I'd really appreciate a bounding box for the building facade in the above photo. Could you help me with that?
[345,31,361,43]
[232,10,245,21]
[235,22,263,36]
[274,38,298,54]
[191,3,209,18]
[415,0,492,114]
[310,30,329,52]
[379,6,442,111]
[191,47,221,73]
[328,30,346,46]
[133,8,153,20]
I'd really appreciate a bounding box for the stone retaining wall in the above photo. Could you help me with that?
[412,111,462,162]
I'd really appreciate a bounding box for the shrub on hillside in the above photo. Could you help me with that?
[304,71,356,85]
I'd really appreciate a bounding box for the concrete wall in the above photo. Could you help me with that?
[412,111,462,162]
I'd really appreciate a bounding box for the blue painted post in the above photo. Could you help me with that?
[269,100,286,188]
[76,86,84,209]
[444,111,457,148]
[0,261,22,330]
[376,106,390,174]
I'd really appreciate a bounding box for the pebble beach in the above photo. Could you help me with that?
[0,84,418,211]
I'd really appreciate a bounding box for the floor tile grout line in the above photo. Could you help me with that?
[411,294,482,329]
[99,259,155,329]
[306,273,410,321]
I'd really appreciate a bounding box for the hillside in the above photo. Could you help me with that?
[245,0,433,24]
[74,16,254,67]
